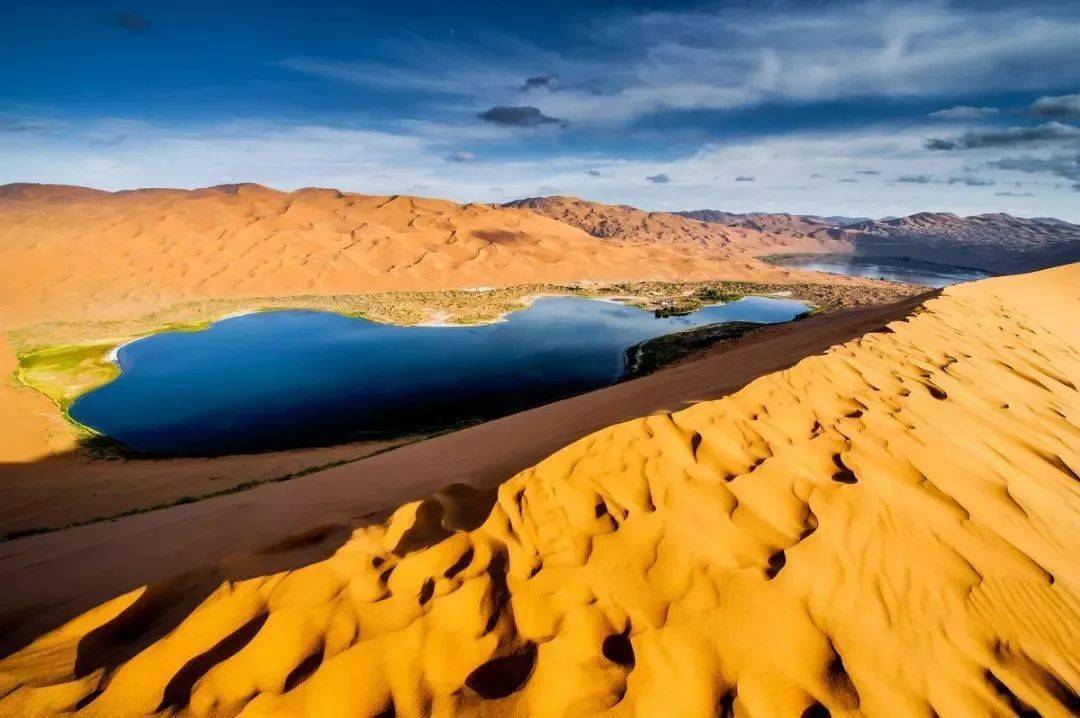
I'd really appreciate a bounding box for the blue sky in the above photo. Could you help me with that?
[4,0,1080,219]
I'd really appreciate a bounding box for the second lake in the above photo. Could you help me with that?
[70,295,809,456]
[768,254,991,287]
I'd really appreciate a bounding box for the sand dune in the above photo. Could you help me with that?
[0,183,839,463]
[0,294,929,654]
[2,265,1076,716]
[0,184,808,331]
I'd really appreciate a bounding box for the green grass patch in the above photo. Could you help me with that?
[15,341,121,411]
[622,321,764,379]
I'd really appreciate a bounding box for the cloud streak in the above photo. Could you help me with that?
[925,122,1080,150]
[478,106,562,127]
[6,106,1080,220]
[929,106,999,120]
[280,2,1080,126]
[989,154,1080,182]
[1030,93,1080,119]
[520,74,558,91]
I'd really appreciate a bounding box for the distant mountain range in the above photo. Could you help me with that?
[676,210,871,230]
[675,209,1080,274]
[503,196,853,258]
[507,197,1080,275]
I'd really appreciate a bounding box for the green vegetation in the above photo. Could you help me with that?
[695,286,744,303]
[623,321,765,379]
[16,341,121,410]
[14,319,215,411]
[650,286,745,317]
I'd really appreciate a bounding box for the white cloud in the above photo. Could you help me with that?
[1029,93,1080,119]
[530,125,1079,219]
[4,116,1079,221]
[281,1,1080,125]
[925,121,1080,150]
[0,119,434,195]
[929,106,1000,120]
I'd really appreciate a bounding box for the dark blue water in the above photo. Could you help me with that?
[70,296,808,456]
[770,255,989,287]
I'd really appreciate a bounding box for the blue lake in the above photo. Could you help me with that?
[770,255,990,287]
[70,296,808,456]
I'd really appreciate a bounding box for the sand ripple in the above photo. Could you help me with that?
[1,265,1077,716]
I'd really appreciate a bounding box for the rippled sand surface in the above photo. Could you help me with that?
[1,264,1077,717]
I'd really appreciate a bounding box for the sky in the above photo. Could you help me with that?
[3,0,1080,220]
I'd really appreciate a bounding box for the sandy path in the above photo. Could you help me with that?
[0,294,929,658]
[0,438,416,538]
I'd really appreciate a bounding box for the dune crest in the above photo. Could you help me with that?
[0,183,843,462]
[2,265,1078,717]
[0,184,814,330]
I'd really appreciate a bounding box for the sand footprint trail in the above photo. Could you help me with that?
[1,265,1078,716]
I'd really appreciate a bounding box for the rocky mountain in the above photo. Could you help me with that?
[676,207,1080,273]
[503,197,850,257]
[845,212,1080,273]
[677,210,869,230]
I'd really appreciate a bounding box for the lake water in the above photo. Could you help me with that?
[70,296,808,456]
[770,255,990,287]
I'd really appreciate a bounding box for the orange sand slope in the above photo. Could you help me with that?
[0,184,805,329]
[0,182,824,463]
[2,264,1078,716]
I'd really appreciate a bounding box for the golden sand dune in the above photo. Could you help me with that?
[0,182,832,463]
[2,265,1076,716]
[0,184,802,330]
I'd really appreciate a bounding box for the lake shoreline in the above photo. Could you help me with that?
[67,295,812,457]
[11,278,924,452]
[763,252,995,285]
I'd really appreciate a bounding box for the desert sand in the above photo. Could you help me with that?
[0,184,806,330]
[0,183,916,544]
[0,183,855,465]
[0,292,926,541]
[2,264,1076,716]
